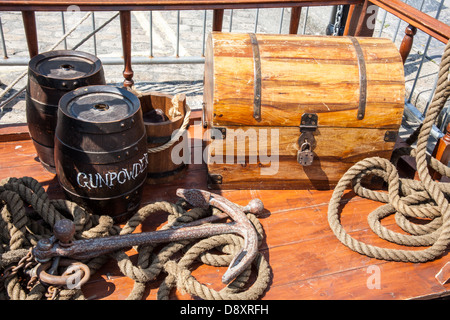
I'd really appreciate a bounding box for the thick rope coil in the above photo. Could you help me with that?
[328,41,450,263]
[0,177,116,300]
[0,177,270,300]
[158,235,270,300]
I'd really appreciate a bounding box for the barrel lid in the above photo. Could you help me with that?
[58,85,141,134]
[28,50,103,90]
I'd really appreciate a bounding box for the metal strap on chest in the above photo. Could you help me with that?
[249,34,367,121]
[249,33,262,122]
[350,37,367,120]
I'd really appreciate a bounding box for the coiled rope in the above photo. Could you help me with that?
[328,41,450,262]
[0,177,270,300]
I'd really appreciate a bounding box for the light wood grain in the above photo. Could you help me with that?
[139,92,189,184]
[204,33,404,189]
[204,33,405,128]
[1,124,449,300]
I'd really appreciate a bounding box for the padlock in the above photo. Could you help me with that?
[297,141,314,166]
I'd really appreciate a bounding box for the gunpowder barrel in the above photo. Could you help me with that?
[54,85,147,222]
[26,50,105,173]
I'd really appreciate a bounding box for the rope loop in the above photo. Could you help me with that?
[328,40,450,263]
[0,177,270,300]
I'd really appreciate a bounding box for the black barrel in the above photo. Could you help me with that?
[26,50,105,173]
[54,85,148,222]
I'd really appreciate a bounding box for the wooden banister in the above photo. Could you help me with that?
[1,0,448,87]
[433,124,450,181]
[3,0,363,87]
[399,24,417,64]
[289,7,302,34]
[0,0,363,11]
[21,11,38,58]
[370,0,450,43]
[212,9,224,31]
[119,11,133,87]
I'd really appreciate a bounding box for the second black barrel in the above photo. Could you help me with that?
[54,85,148,222]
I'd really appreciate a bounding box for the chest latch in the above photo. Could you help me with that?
[297,113,318,166]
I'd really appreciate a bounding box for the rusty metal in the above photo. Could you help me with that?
[32,189,264,285]
[171,198,264,229]
[298,113,318,166]
[297,141,314,166]
[249,33,262,122]
[0,248,36,287]
[37,259,90,288]
[350,37,367,120]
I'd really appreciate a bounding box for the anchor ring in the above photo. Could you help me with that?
[37,259,90,288]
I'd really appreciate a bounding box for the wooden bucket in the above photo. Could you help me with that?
[138,91,189,184]
[54,85,147,222]
[26,50,105,173]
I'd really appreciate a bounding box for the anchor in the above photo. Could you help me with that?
[32,189,264,288]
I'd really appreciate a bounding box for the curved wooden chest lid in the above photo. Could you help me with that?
[204,32,405,129]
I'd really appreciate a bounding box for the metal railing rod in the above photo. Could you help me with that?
[202,10,207,56]
[104,56,205,64]
[0,55,205,66]
[176,10,180,57]
[392,0,409,43]
[393,0,425,41]
[86,56,206,64]
[254,8,259,33]
[407,0,445,105]
[371,0,450,43]
[71,12,119,51]
[149,11,153,57]
[0,87,24,107]
[0,12,98,107]
[408,37,433,102]
[425,73,439,121]
[61,11,67,49]
[0,12,93,105]
[302,7,309,34]
[403,100,444,151]
[0,17,7,58]
[229,9,233,32]
[418,0,426,14]
[377,8,387,37]
[278,7,284,33]
[92,12,97,56]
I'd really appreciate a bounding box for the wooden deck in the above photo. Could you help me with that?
[0,119,449,301]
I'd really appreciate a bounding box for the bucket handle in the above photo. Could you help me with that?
[127,87,191,154]
[146,94,191,154]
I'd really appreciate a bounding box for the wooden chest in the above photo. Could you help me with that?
[203,32,405,190]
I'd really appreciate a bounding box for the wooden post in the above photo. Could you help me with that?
[343,5,355,36]
[354,0,369,36]
[345,0,378,37]
[432,123,450,181]
[399,24,417,64]
[22,11,38,58]
[120,11,134,87]
[289,7,302,34]
[212,9,224,31]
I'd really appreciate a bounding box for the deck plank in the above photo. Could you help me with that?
[0,124,448,300]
